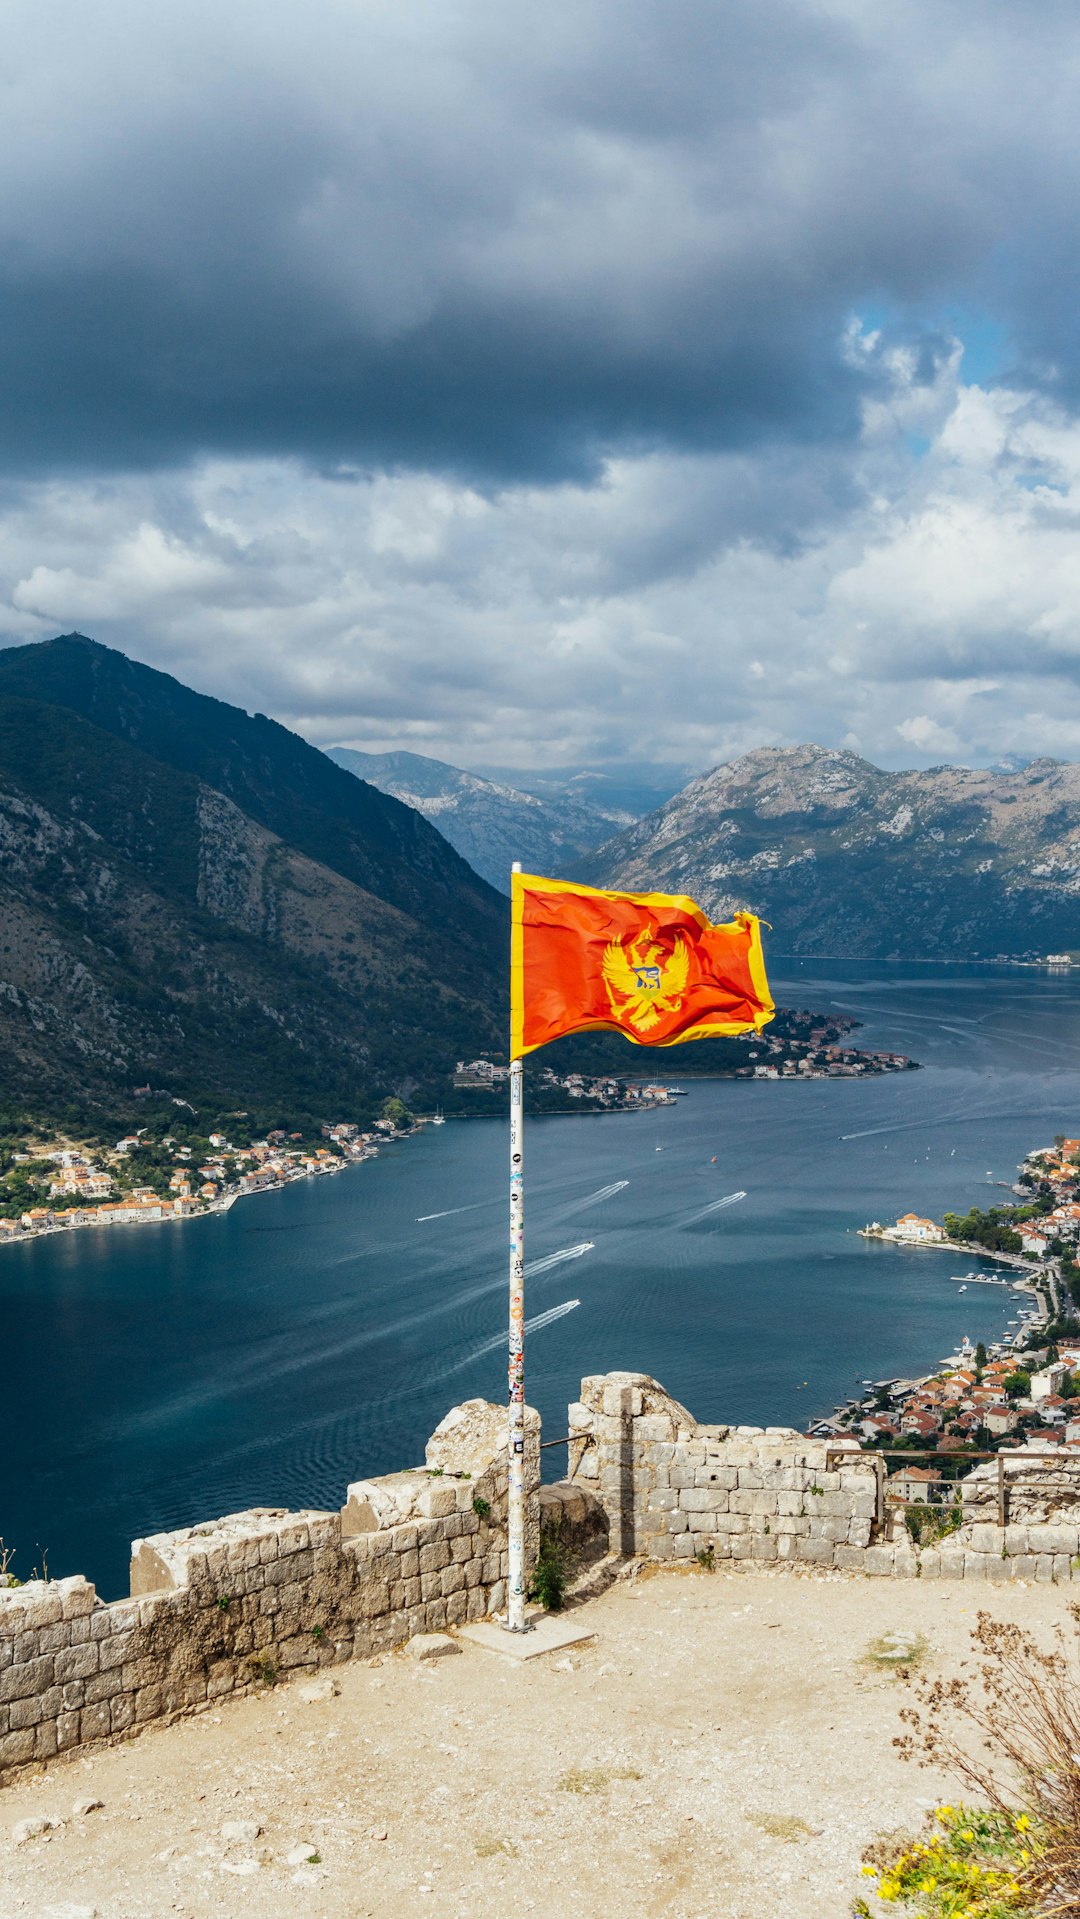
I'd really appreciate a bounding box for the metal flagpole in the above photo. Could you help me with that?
[506,859,528,1632]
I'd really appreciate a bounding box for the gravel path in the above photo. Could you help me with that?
[1,1564,1071,1918]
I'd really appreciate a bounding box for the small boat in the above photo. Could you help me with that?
[431,1108,445,1127]
[958,1286,967,1293]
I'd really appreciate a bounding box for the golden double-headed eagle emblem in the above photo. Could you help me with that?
[601,932,690,1032]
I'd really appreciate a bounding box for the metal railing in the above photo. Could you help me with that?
[827,1444,1080,1526]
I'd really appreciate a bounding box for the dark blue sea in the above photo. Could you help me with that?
[6,960,1080,1598]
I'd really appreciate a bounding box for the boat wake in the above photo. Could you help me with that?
[528,1241,594,1277]
[544,1179,629,1224]
[681,1190,746,1228]
[415,1200,491,1222]
[437,1299,582,1381]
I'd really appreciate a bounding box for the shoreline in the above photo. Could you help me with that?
[808,1146,1069,1439]
[0,1149,372,1250]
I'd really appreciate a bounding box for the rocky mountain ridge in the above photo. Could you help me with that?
[326,747,635,890]
[0,639,505,1123]
[585,744,1080,957]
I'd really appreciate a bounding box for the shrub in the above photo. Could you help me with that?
[893,1606,1080,1914]
[529,1538,567,1611]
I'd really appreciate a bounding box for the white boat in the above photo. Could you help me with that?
[431,1109,445,1126]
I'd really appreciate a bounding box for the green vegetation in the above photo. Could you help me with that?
[903,1502,961,1548]
[529,1535,567,1611]
[853,1806,1036,1915]
[943,1207,1025,1255]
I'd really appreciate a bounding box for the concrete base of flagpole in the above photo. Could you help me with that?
[458,1611,597,1662]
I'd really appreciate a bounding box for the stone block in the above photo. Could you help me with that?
[84,1671,121,1706]
[969,1524,1001,1555]
[418,1541,450,1576]
[862,1547,895,1577]
[648,1488,677,1512]
[0,1727,35,1767]
[796,1537,834,1566]
[54,1642,98,1684]
[963,1555,989,1582]
[79,1700,112,1743]
[56,1709,80,1750]
[0,1654,53,1704]
[1029,1525,1079,1556]
[111,1693,136,1732]
[985,1555,1015,1583]
[679,1488,717,1513]
[1035,1555,1055,1583]
[834,1545,867,1571]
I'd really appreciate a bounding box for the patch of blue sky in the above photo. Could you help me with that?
[850,300,1010,388]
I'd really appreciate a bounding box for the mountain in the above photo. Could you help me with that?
[0,637,506,1123]
[585,744,1080,958]
[326,747,632,890]
[472,764,683,825]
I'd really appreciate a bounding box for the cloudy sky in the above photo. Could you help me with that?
[4,0,1080,779]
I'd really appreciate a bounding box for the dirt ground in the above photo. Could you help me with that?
[1,1563,1071,1919]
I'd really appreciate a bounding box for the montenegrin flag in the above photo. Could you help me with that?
[510,872,774,1057]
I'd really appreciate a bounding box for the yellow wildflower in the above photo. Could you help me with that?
[961,1828,975,1841]
[860,1865,877,1877]
[1015,1813,1030,1832]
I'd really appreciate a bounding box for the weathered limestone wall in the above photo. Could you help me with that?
[10,1369,1080,1786]
[0,1398,538,1782]
[566,1371,1080,1584]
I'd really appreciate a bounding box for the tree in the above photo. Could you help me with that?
[975,1341,987,1377]
[1003,1370,1031,1400]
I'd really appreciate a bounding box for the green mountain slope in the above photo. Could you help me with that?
[585,744,1080,958]
[0,635,503,975]
[0,647,507,1124]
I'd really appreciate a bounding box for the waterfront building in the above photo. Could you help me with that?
[891,1212,944,1243]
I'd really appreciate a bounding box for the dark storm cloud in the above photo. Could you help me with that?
[0,0,1067,484]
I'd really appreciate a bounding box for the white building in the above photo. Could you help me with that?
[891,1213,944,1243]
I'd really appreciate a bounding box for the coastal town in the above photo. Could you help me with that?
[0,1116,388,1246]
[0,1060,681,1245]
[813,1133,1080,1470]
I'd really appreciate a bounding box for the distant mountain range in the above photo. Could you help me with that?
[0,636,504,1123]
[584,744,1080,958]
[326,747,659,890]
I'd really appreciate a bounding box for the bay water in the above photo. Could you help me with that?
[7,960,1080,1598]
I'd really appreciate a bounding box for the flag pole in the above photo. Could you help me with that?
[506,859,528,1632]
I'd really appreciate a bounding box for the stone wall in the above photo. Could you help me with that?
[565,1371,1080,1584]
[0,1398,538,1782]
[11,1368,1080,1786]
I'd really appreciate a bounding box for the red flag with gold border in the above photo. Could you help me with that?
[511,872,773,1057]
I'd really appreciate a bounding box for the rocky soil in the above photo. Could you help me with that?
[1,1563,1071,1918]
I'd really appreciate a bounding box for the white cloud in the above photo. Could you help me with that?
[896,716,963,757]
[2,328,1080,775]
